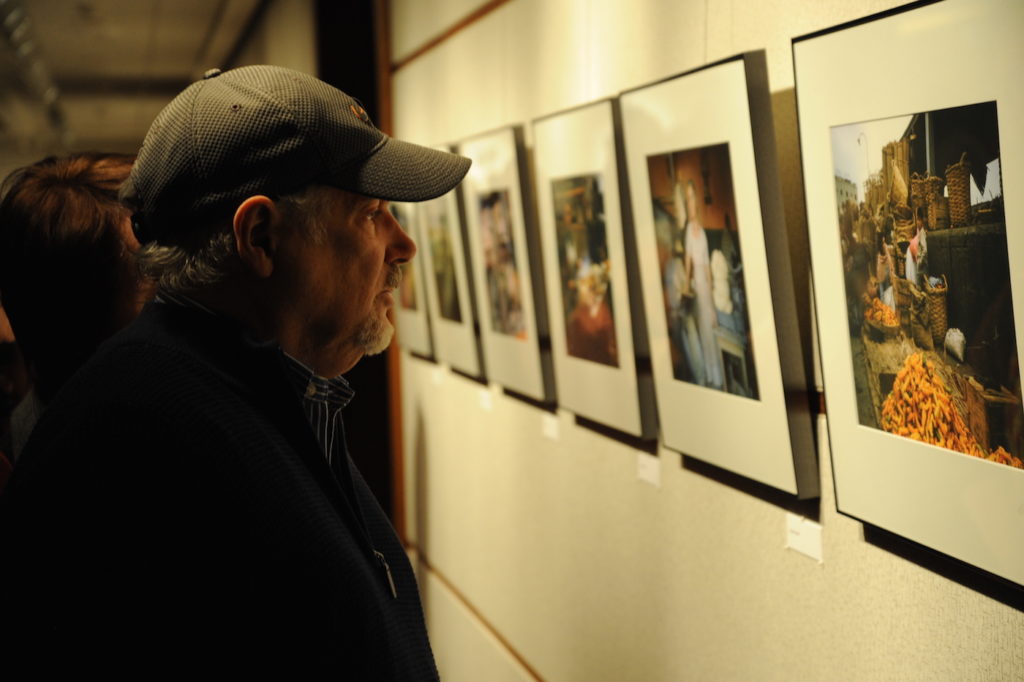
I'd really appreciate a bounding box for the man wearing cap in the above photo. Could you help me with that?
[0,65,469,679]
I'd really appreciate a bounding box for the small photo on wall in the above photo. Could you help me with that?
[533,99,655,437]
[478,189,526,339]
[622,51,818,496]
[417,167,483,378]
[423,198,463,324]
[459,125,553,401]
[398,260,419,311]
[391,201,433,357]
[830,101,1021,468]
[552,174,618,368]
[392,202,420,312]
[646,144,757,398]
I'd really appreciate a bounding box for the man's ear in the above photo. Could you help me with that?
[233,195,278,278]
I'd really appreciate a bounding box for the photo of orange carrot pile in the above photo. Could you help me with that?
[987,446,1024,469]
[864,297,898,326]
[880,353,986,457]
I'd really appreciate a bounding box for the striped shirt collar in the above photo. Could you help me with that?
[281,353,355,470]
[280,354,355,411]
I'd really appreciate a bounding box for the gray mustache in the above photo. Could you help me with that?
[386,266,402,289]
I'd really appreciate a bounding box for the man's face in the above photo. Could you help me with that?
[275,186,416,376]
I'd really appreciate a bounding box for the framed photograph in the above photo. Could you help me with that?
[532,100,655,437]
[459,126,554,402]
[794,0,1024,585]
[416,169,484,378]
[621,52,818,496]
[392,201,433,357]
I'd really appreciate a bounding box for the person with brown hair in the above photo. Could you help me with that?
[0,152,152,460]
[0,306,30,489]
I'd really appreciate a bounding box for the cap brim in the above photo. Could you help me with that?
[351,137,471,202]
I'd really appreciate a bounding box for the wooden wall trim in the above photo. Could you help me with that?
[391,0,515,72]
[413,546,544,681]
[374,0,394,133]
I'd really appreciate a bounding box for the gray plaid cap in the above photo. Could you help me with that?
[127,64,470,243]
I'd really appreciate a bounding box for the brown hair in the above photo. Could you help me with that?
[0,152,141,401]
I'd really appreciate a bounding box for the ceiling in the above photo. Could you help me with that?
[0,0,264,162]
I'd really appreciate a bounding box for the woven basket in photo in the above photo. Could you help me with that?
[959,375,989,452]
[865,316,899,342]
[928,196,950,230]
[894,217,915,243]
[925,175,945,204]
[946,152,971,227]
[923,175,945,230]
[893,275,913,311]
[910,172,928,213]
[923,273,948,344]
[895,241,909,278]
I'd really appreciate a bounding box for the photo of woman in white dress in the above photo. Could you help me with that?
[646,143,758,398]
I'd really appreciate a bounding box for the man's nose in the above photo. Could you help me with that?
[388,211,417,264]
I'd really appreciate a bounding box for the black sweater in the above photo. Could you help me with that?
[0,302,438,680]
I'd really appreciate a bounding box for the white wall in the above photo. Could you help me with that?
[390,1,1024,680]
[232,0,317,74]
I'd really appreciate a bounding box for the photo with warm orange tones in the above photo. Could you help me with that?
[831,101,1022,468]
[646,143,758,398]
[551,174,618,367]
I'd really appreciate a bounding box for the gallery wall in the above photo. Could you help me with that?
[232,0,317,75]
[388,1,1024,680]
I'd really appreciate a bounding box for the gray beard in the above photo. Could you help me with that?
[356,264,402,356]
[355,311,394,356]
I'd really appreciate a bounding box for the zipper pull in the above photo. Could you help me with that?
[374,550,398,599]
